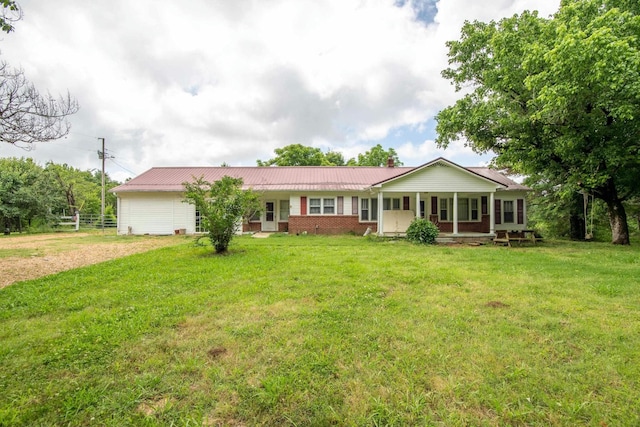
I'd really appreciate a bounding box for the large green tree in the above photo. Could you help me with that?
[258,143,402,167]
[183,176,261,254]
[436,0,640,244]
[257,144,328,166]
[0,157,61,232]
[346,144,403,166]
[43,163,117,216]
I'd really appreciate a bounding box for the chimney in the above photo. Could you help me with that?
[387,155,394,168]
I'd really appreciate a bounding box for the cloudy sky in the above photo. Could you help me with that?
[0,0,560,182]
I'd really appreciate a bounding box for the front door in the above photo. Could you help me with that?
[263,201,277,231]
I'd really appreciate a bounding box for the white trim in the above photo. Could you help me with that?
[263,200,277,231]
[453,192,458,235]
[490,192,495,234]
[377,191,384,236]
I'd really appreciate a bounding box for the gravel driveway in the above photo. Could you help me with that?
[0,233,184,288]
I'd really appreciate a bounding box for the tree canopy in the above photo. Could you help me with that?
[436,0,640,244]
[346,144,403,166]
[257,144,330,166]
[0,158,119,232]
[257,143,402,167]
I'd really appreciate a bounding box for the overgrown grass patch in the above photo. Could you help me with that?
[1,235,639,426]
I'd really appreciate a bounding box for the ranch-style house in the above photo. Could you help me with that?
[110,157,529,238]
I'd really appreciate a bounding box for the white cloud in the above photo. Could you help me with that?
[0,0,559,181]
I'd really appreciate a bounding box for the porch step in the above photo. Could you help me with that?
[435,237,455,244]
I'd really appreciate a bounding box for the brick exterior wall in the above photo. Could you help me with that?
[243,222,289,233]
[244,222,261,232]
[244,213,493,235]
[430,214,490,233]
[288,215,376,235]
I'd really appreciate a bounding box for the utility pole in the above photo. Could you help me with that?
[98,138,106,232]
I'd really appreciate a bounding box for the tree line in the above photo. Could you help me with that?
[0,157,119,233]
[256,144,402,166]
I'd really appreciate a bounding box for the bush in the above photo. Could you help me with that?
[406,218,439,245]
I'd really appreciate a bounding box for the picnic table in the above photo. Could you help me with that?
[493,230,543,247]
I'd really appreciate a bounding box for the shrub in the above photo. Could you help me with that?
[406,218,439,245]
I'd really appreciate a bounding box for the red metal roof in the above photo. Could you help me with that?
[467,167,530,191]
[111,162,528,193]
[111,166,414,192]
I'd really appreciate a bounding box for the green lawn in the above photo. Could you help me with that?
[1,235,639,426]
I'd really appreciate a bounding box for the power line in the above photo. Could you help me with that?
[108,158,138,176]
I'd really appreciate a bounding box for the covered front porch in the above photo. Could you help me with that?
[375,191,501,237]
[370,158,528,238]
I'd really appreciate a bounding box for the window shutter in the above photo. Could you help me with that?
[431,197,438,215]
[403,196,410,211]
[352,197,359,215]
[301,196,307,216]
[517,199,524,224]
[481,196,488,215]
[337,196,344,215]
[495,199,502,225]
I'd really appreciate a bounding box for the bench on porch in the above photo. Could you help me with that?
[493,230,543,247]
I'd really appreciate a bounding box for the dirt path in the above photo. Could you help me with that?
[0,233,185,288]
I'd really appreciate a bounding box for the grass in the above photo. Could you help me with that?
[1,235,639,426]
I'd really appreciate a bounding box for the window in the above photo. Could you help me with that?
[503,200,514,223]
[458,198,469,221]
[383,198,401,210]
[323,198,335,214]
[360,198,378,222]
[279,200,289,221]
[439,197,481,222]
[471,199,479,220]
[308,198,335,215]
[309,198,321,214]
[249,209,260,222]
[195,210,207,232]
[440,198,448,222]
[361,198,369,221]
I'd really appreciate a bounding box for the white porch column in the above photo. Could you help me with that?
[490,192,495,234]
[377,191,384,236]
[416,192,421,219]
[453,192,458,235]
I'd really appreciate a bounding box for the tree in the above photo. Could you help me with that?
[0,62,79,148]
[43,163,109,215]
[0,157,61,232]
[436,0,640,244]
[0,1,79,149]
[183,176,261,254]
[1,0,20,33]
[257,144,327,166]
[346,144,403,166]
[324,150,346,166]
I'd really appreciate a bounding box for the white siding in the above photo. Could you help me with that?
[494,191,528,230]
[288,193,361,216]
[117,192,183,235]
[380,164,500,193]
